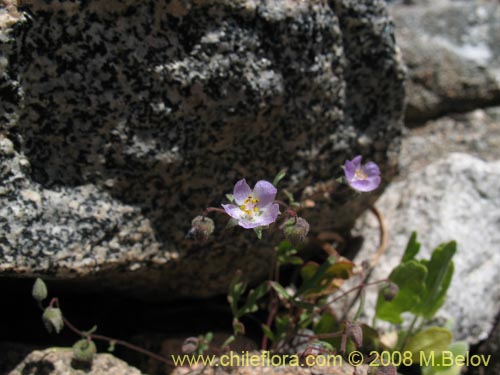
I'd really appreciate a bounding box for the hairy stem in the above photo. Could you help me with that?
[44,298,175,366]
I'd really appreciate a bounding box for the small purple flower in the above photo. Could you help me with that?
[222,179,280,229]
[344,155,381,192]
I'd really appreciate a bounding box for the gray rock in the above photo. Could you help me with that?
[0,0,405,298]
[398,108,500,180]
[351,153,500,344]
[390,1,500,124]
[8,348,143,375]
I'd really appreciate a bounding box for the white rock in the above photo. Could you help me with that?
[352,153,500,344]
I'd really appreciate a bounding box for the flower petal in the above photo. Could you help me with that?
[253,180,277,208]
[237,219,262,229]
[344,160,356,181]
[254,203,280,227]
[366,175,381,191]
[348,176,380,192]
[351,155,362,169]
[222,204,243,220]
[233,179,251,205]
[361,162,380,178]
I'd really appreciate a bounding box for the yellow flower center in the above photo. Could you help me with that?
[240,195,260,217]
[354,169,368,181]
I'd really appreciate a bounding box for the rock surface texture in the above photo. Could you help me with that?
[352,153,500,345]
[390,0,500,123]
[398,107,500,180]
[170,361,372,375]
[0,0,405,298]
[8,348,143,375]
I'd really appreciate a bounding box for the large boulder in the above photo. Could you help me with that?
[0,0,405,298]
[350,153,500,344]
[398,107,500,179]
[390,0,500,124]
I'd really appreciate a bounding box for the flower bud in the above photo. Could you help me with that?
[383,282,399,301]
[345,321,363,348]
[42,307,64,334]
[282,217,310,245]
[187,216,214,242]
[182,337,199,354]
[73,339,97,363]
[32,278,48,302]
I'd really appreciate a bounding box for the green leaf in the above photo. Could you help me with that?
[225,218,239,229]
[276,241,304,265]
[232,319,245,336]
[204,331,214,343]
[273,169,287,187]
[254,227,263,240]
[282,189,295,204]
[293,300,315,311]
[261,324,275,342]
[286,256,304,265]
[298,310,315,328]
[82,325,98,336]
[108,340,116,352]
[313,313,341,347]
[361,324,381,349]
[237,282,270,317]
[274,315,291,341]
[270,281,291,301]
[375,260,428,323]
[296,256,338,296]
[420,241,456,318]
[298,258,354,297]
[402,231,420,263]
[228,272,247,316]
[225,194,235,203]
[405,327,453,364]
[422,364,461,375]
[221,335,235,349]
[422,340,469,375]
[448,341,468,357]
[314,313,338,335]
[316,340,335,352]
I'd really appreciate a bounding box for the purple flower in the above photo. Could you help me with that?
[344,155,381,192]
[222,179,280,229]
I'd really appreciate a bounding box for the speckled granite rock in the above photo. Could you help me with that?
[0,0,405,298]
[390,0,500,123]
[8,348,143,375]
[349,153,500,345]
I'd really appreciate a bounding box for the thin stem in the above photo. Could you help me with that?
[400,315,419,351]
[320,278,387,314]
[342,205,388,319]
[353,287,365,321]
[261,293,278,351]
[203,207,226,216]
[262,251,280,351]
[369,206,389,268]
[274,200,289,210]
[43,298,175,366]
